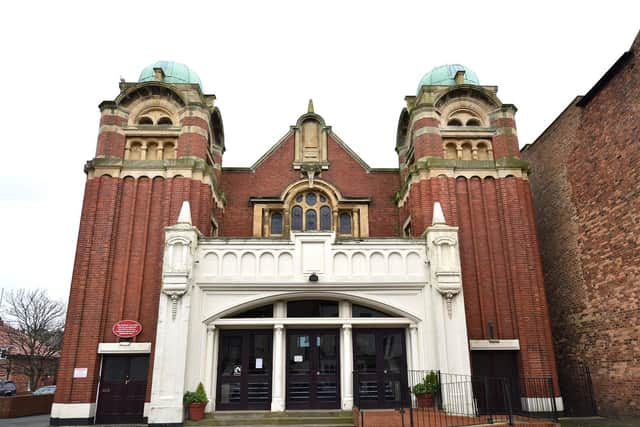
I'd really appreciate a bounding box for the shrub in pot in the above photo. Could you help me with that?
[184,382,208,421]
[412,371,439,408]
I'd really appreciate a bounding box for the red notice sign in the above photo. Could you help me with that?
[112,320,142,338]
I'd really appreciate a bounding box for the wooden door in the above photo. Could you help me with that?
[286,330,340,409]
[96,355,148,424]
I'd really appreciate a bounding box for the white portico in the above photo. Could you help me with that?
[148,202,471,425]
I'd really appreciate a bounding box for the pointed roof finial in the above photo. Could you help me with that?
[307,99,314,113]
[177,201,192,225]
[432,202,446,225]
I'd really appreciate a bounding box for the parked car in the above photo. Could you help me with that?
[32,385,56,395]
[0,381,16,396]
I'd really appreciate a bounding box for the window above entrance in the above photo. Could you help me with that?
[250,181,370,238]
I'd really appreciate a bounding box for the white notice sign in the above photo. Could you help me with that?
[73,368,88,378]
[294,355,303,363]
[256,358,263,369]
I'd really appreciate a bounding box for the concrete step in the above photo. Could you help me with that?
[186,410,355,426]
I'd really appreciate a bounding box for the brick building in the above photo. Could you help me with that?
[521,32,640,416]
[52,62,560,425]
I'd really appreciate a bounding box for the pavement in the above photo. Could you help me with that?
[0,415,49,426]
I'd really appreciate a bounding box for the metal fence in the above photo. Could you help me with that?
[557,364,597,416]
[353,370,559,427]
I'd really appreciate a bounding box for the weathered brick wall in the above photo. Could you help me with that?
[55,175,212,406]
[522,32,640,416]
[220,134,401,237]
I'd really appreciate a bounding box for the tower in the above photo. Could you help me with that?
[396,64,559,387]
[52,61,225,424]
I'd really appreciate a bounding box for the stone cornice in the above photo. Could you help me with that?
[84,157,225,208]
[395,156,530,206]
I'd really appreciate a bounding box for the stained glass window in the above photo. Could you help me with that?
[306,192,317,206]
[340,212,352,234]
[271,212,283,234]
[292,206,303,230]
[320,206,331,230]
[305,209,317,231]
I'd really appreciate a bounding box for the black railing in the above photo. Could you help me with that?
[353,370,559,427]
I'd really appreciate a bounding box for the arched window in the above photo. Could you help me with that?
[466,118,481,126]
[477,143,490,160]
[157,117,173,125]
[320,206,331,231]
[291,206,303,231]
[290,191,332,232]
[447,118,462,126]
[461,143,472,161]
[305,210,317,231]
[271,212,283,235]
[138,116,153,125]
[339,212,352,234]
[444,143,457,160]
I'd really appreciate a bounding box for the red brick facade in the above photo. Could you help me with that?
[522,31,640,416]
[55,64,561,421]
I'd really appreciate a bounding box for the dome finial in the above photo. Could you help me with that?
[307,99,314,113]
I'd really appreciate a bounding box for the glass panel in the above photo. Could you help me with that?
[128,356,149,381]
[220,383,241,404]
[305,209,317,231]
[292,206,302,231]
[248,382,270,403]
[320,206,331,231]
[249,334,271,375]
[318,334,338,374]
[288,382,310,402]
[287,300,338,317]
[306,192,317,206]
[352,304,393,318]
[358,380,378,401]
[271,212,283,234]
[225,304,273,318]
[354,333,377,373]
[296,194,303,203]
[382,332,404,373]
[103,357,127,382]
[319,194,327,202]
[220,336,243,375]
[340,212,352,234]
[385,379,402,401]
[288,334,310,374]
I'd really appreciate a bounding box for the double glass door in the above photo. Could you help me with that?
[286,330,340,409]
[353,329,408,408]
[216,330,273,410]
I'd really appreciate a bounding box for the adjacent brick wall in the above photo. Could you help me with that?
[0,395,54,418]
[522,32,640,416]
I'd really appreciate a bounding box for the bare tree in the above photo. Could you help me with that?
[1,289,66,390]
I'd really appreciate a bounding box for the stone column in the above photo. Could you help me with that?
[148,202,200,425]
[409,324,420,371]
[341,324,354,410]
[204,325,216,412]
[271,324,285,411]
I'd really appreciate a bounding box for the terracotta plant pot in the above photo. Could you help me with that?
[416,392,434,408]
[188,402,206,421]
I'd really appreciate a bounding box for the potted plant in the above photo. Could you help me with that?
[184,382,208,421]
[412,371,439,408]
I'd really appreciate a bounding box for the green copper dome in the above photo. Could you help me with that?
[417,64,479,93]
[138,61,202,87]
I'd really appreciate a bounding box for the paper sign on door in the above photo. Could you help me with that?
[256,358,263,369]
[294,355,303,362]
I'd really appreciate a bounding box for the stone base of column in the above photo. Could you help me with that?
[271,397,285,412]
[341,396,353,411]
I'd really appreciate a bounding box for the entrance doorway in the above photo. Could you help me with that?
[471,350,520,413]
[95,355,149,424]
[353,329,408,409]
[286,329,340,409]
[216,330,273,410]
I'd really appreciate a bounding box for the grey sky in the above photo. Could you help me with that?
[0,1,638,300]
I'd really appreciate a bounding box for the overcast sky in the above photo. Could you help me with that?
[0,1,638,302]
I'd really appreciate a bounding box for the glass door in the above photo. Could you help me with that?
[286,330,340,409]
[216,330,272,410]
[353,329,408,409]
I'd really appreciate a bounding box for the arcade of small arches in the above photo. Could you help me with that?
[443,139,493,161]
[125,139,177,160]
